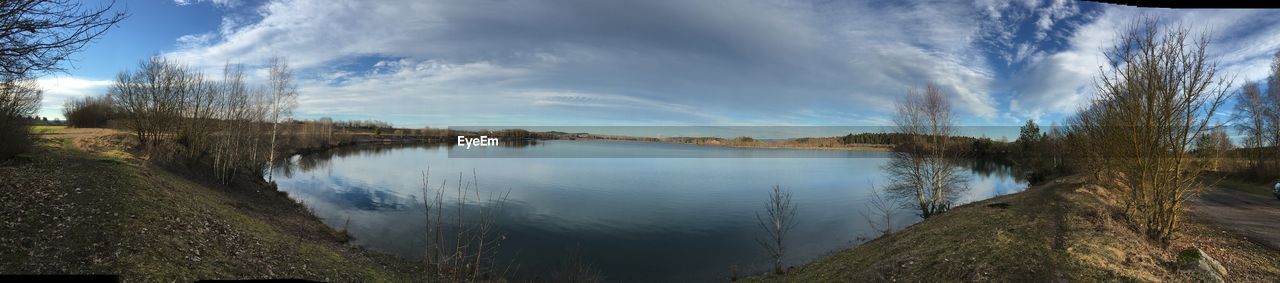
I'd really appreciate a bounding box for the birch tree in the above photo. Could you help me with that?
[884,83,968,218]
[265,56,298,182]
[1233,82,1267,169]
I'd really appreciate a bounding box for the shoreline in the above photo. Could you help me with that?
[282,136,894,159]
[563,137,895,152]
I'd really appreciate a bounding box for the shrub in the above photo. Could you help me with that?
[63,95,113,128]
[0,76,42,160]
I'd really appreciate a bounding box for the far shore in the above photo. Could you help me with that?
[278,133,897,155]
[567,137,894,152]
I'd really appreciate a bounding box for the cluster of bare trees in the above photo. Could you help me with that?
[0,76,43,159]
[62,94,112,128]
[884,83,969,219]
[108,56,298,184]
[333,119,393,130]
[1194,128,1233,171]
[0,0,123,160]
[1066,19,1231,243]
[1229,51,1280,176]
[280,117,347,149]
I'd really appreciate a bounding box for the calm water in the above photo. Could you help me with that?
[272,140,1024,281]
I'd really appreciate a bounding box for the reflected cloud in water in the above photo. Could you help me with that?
[273,140,1024,281]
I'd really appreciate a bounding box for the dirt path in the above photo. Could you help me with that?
[36,128,118,140]
[1190,187,1280,250]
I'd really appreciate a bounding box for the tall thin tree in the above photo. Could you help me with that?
[265,56,298,182]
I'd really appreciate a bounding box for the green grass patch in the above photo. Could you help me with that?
[752,183,1069,282]
[29,125,66,134]
[1213,178,1273,197]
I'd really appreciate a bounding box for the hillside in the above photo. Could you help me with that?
[0,129,423,281]
[753,176,1280,282]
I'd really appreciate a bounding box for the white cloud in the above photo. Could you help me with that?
[155,0,1280,127]
[34,76,113,119]
[1006,6,1280,123]
[157,0,1024,126]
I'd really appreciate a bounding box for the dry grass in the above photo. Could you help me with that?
[752,175,1280,282]
[29,125,66,134]
[70,131,137,153]
[752,179,1067,282]
[0,131,424,281]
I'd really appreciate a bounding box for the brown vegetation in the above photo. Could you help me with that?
[753,176,1280,282]
[62,95,112,128]
[0,76,42,160]
[420,170,511,281]
[1071,19,1232,243]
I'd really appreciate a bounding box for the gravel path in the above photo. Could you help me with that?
[1190,187,1280,250]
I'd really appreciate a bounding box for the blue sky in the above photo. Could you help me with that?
[32,0,1280,135]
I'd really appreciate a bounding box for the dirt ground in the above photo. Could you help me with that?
[1190,186,1280,250]
[35,127,119,140]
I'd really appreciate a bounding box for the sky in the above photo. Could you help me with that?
[31,0,1280,134]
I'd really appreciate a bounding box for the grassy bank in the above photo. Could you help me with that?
[1202,171,1275,198]
[0,129,422,281]
[29,125,67,134]
[752,176,1280,282]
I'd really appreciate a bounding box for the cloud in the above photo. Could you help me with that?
[160,0,1024,126]
[156,0,1280,127]
[34,76,113,119]
[1003,6,1280,123]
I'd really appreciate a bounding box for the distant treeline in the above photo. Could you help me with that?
[835,132,1012,158]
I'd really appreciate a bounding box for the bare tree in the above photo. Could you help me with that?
[265,56,298,182]
[1066,104,1111,184]
[0,75,42,160]
[110,56,199,146]
[0,0,121,159]
[1090,18,1232,243]
[1265,51,1280,170]
[756,184,797,275]
[209,62,271,184]
[1233,82,1267,169]
[0,0,126,77]
[860,182,900,236]
[0,76,41,124]
[884,83,968,218]
[62,94,111,128]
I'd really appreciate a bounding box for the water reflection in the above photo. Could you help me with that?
[272,140,1024,282]
[276,141,540,179]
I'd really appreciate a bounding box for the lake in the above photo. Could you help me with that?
[272,140,1025,282]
